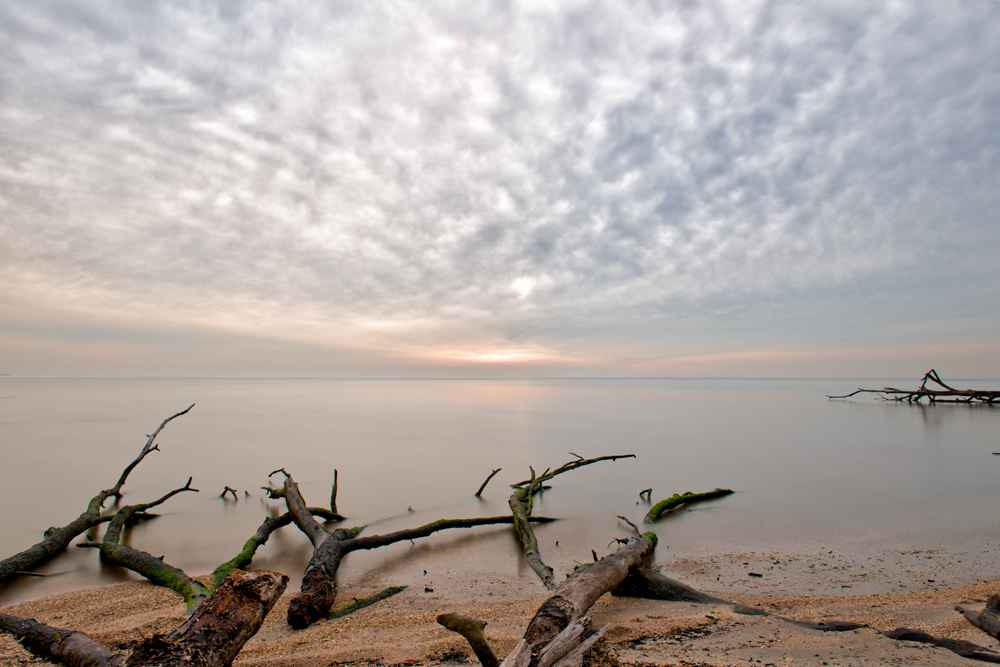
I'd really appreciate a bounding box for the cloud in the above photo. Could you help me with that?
[0,0,998,374]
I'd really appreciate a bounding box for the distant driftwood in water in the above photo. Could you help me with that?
[828,369,1000,404]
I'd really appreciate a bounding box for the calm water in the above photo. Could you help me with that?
[1,376,998,606]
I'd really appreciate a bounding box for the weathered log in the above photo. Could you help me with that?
[957,595,1000,641]
[509,468,555,589]
[828,369,1000,404]
[0,405,194,584]
[883,627,1000,663]
[520,533,656,656]
[274,469,557,629]
[77,477,210,608]
[0,613,124,667]
[441,533,656,667]
[643,488,733,523]
[209,507,345,589]
[125,569,287,667]
[507,454,635,589]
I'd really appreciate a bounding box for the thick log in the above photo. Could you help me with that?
[0,613,123,667]
[125,569,287,667]
[0,405,194,584]
[209,507,344,588]
[884,628,1000,663]
[442,533,656,667]
[957,595,1000,641]
[643,488,733,523]
[520,533,656,655]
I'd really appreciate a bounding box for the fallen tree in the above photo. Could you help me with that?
[507,454,636,589]
[0,404,195,585]
[0,569,287,667]
[270,469,558,629]
[828,369,1000,404]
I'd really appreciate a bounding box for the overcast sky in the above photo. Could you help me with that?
[1,0,998,377]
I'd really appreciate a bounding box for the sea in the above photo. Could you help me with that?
[1,376,998,607]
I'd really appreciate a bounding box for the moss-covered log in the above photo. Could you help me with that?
[509,468,554,589]
[77,477,210,608]
[506,454,635,589]
[0,405,194,584]
[643,488,733,523]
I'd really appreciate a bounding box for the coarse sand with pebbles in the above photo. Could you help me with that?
[4,549,1000,667]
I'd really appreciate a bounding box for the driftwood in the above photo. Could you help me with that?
[0,405,195,584]
[828,369,1000,404]
[508,454,635,589]
[0,569,287,667]
[440,532,656,667]
[476,468,502,497]
[272,470,555,629]
[957,595,1000,640]
[76,477,210,608]
[883,628,1000,663]
[643,488,734,523]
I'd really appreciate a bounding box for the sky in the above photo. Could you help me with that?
[1,1,998,378]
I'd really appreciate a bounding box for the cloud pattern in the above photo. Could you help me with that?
[0,0,998,367]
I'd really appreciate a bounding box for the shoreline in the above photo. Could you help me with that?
[4,548,1000,666]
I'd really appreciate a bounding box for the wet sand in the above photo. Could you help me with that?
[4,547,1000,667]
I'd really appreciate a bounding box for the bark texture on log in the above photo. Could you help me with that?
[125,569,288,667]
[957,595,1000,641]
[520,533,656,656]
[0,613,123,667]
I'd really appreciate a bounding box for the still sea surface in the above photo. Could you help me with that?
[1,376,998,606]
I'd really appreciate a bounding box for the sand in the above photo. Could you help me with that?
[3,548,1000,667]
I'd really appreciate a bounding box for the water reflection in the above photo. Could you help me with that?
[1,377,998,607]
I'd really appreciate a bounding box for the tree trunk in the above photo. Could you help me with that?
[125,569,287,667]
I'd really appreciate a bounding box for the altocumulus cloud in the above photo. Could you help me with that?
[0,0,997,374]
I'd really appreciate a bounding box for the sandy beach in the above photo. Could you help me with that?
[4,546,1000,667]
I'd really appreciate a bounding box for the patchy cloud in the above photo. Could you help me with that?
[0,0,997,375]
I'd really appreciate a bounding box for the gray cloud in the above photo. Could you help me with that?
[0,0,997,372]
